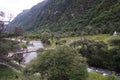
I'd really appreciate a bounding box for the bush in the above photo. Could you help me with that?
[109,38,120,47]
[25,46,88,80]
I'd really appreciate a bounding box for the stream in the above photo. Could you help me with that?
[23,41,44,64]
[22,40,120,77]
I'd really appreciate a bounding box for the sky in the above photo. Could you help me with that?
[0,0,44,20]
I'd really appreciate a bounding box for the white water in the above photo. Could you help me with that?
[22,40,120,77]
[23,41,44,64]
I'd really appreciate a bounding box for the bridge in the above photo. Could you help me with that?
[15,50,36,54]
[8,50,37,58]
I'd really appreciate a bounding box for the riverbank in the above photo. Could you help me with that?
[1,37,120,80]
[26,40,120,78]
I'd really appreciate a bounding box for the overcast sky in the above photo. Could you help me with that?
[0,0,44,18]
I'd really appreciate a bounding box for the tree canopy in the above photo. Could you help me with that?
[25,46,88,80]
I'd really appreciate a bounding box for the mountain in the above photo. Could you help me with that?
[8,0,120,35]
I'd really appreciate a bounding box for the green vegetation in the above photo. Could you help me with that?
[87,72,106,80]
[18,42,27,49]
[25,46,88,80]
[61,34,120,42]
[1,0,120,79]
[1,34,120,80]
[24,33,120,73]
[87,72,120,80]
[0,40,20,56]
[0,65,24,80]
[61,34,120,72]
[0,18,26,80]
[9,0,120,35]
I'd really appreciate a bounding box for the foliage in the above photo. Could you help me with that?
[0,11,25,80]
[87,72,106,80]
[0,65,24,80]
[67,36,120,72]
[87,72,120,80]
[74,40,108,67]
[0,21,5,39]
[40,31,51,44]
[8,0,120,35]
[0,40,20,56]
[25,46,88,80]
[106,73,120,80]
[13,26,24,37]
[18,42,27,48]
[109,38,120,47]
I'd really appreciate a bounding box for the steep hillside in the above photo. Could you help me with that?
[8,0,120,35]
[8,0,48,31]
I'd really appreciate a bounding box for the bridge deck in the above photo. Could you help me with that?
[15,50,36,54]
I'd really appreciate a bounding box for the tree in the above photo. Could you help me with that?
[25,46,88,80]
[13,26,24,38]
[0,21,5,39]
[106,73,120,80]
[78,40,108,67]
[0,11,5,36]
[109,38,120,48]
[40,31,51,44]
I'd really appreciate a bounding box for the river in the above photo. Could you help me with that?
[22,40,120,77]
[23,41,44,64]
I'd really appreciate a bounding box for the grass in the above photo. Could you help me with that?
[87,72,106,80]
[61,34,120,43]
[1,64,120,80]
[87,72,120,80]
[1,34,120,80]
[0,65,42,80]
[1,68,119,80]
[0,65,24,80]
[60,34,120,50]
[44,34,120,51]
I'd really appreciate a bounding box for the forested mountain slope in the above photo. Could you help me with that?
[8,0,120,35]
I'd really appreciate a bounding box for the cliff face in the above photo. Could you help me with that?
[8,0,120,34]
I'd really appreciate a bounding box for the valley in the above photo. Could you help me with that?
[0,0,120,80]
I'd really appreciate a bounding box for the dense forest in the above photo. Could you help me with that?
[1,0,120,80]
[8,0,120,35]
